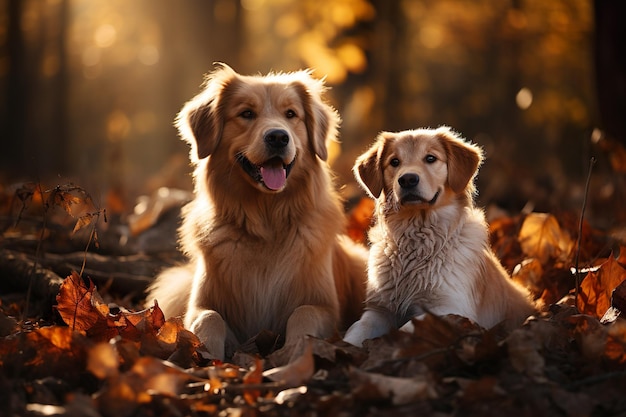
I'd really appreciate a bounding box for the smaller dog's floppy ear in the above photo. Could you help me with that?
[176,64,236,160]
[353,134,388,199]
[437,127,483,194]
[293,73,340,161]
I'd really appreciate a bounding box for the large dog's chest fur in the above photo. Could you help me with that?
[196,214,338,342]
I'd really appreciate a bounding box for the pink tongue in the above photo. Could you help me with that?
[260,165,286,190]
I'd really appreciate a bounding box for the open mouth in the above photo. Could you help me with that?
[400,190,440,206]
[236,153,295,191]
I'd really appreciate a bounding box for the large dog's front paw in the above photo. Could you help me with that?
[285,305,336,343]
[189,310,227,361]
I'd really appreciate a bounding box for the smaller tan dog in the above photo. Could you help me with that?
[344,127,533,347]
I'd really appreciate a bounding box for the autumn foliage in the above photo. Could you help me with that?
[1,187,626,415]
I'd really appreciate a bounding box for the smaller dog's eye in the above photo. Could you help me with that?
[285,109,297,119]
[425,154,437,164]
[390,158,400,167]
[240,110,255,119]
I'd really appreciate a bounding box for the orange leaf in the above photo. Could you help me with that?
[605,320,626,364]
[577,254,626,319]
[88,342,120,379]
[73,213,95,234]
[263,339,315,386]
[243,356,264,405]
[518,213,573,264]
[346,197,375,243]
[56,272,103,332]
[617,245,626,268]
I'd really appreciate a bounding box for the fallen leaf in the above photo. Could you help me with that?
[518,213,573,264]
[88,341,120,379]
[263,338,315,386]
[346,197,375,243]
[577,254,626,319]
[506,327,546,382]
[348,366,436,405]
[512,258,544,298]
[489,214,524,272]
[242,357,263,405]
[569,314,607,363]
[604,319,626,365]
[56,272,102,332]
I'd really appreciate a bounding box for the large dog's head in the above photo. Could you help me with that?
[176,64,339,193]
[354,127,483,212]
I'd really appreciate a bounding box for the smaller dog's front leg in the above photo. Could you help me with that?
[187,309,227,361]
[343,309,395,347]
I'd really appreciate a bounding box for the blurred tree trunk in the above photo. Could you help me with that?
[5,0,27,177]
[4,0,69,180]
[594,0,626,146]
[370,0,406,132]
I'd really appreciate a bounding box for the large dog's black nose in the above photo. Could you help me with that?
[264,129,289,149]
[398,173,419,189]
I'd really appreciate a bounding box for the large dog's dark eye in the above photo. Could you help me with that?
[240,110,255,119]
[285,109,297,119]
[425,154,437,164]
[390,158,400,167]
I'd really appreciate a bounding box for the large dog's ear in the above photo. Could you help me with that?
[353,133,390,199]
[176,63,236,161]
[293,72,340,161]
[436,127,483,194]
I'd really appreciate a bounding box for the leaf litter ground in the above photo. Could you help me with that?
[1,185,626,416]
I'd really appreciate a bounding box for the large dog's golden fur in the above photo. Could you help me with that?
[147,64,367,360]
[344,127,533,346]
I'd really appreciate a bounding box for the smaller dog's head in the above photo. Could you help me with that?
[354,127,483,212]
[176,63,339,193]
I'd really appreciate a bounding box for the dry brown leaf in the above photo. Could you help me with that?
[56,272,102,332]
[243,357,264,405]
[604,319,626,364]
[127,356,190,396]
[569,314,607,363]
[489,214,524,272]
[94,357,190,417]
[348,366,436,405]
[263,338,315,386]
[0,326,91,382]
[518,213,573,264]
[512,258,544,298]
[72,213,96,234]
[577,254,626,319]
[346,197,375,243]
[88,342,120,379]
[506,327,546,382]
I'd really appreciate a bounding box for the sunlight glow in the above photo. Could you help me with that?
[419,24,444,49]
[82,46,101,67]
[516,87,533,110]
[276,13,302,38]
[94,24,117,48]
[337,43,367,73]
[138,45,159,66]
[107,110,131,142]
[241,0,266,12]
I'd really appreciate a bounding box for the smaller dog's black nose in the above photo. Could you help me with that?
[264,129,289,149]
[398,173,419,189]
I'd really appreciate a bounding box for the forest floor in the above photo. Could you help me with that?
[1,182,626,417]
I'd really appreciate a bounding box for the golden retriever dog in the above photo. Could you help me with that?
[147,64,367,360]
[343,127,533,347]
